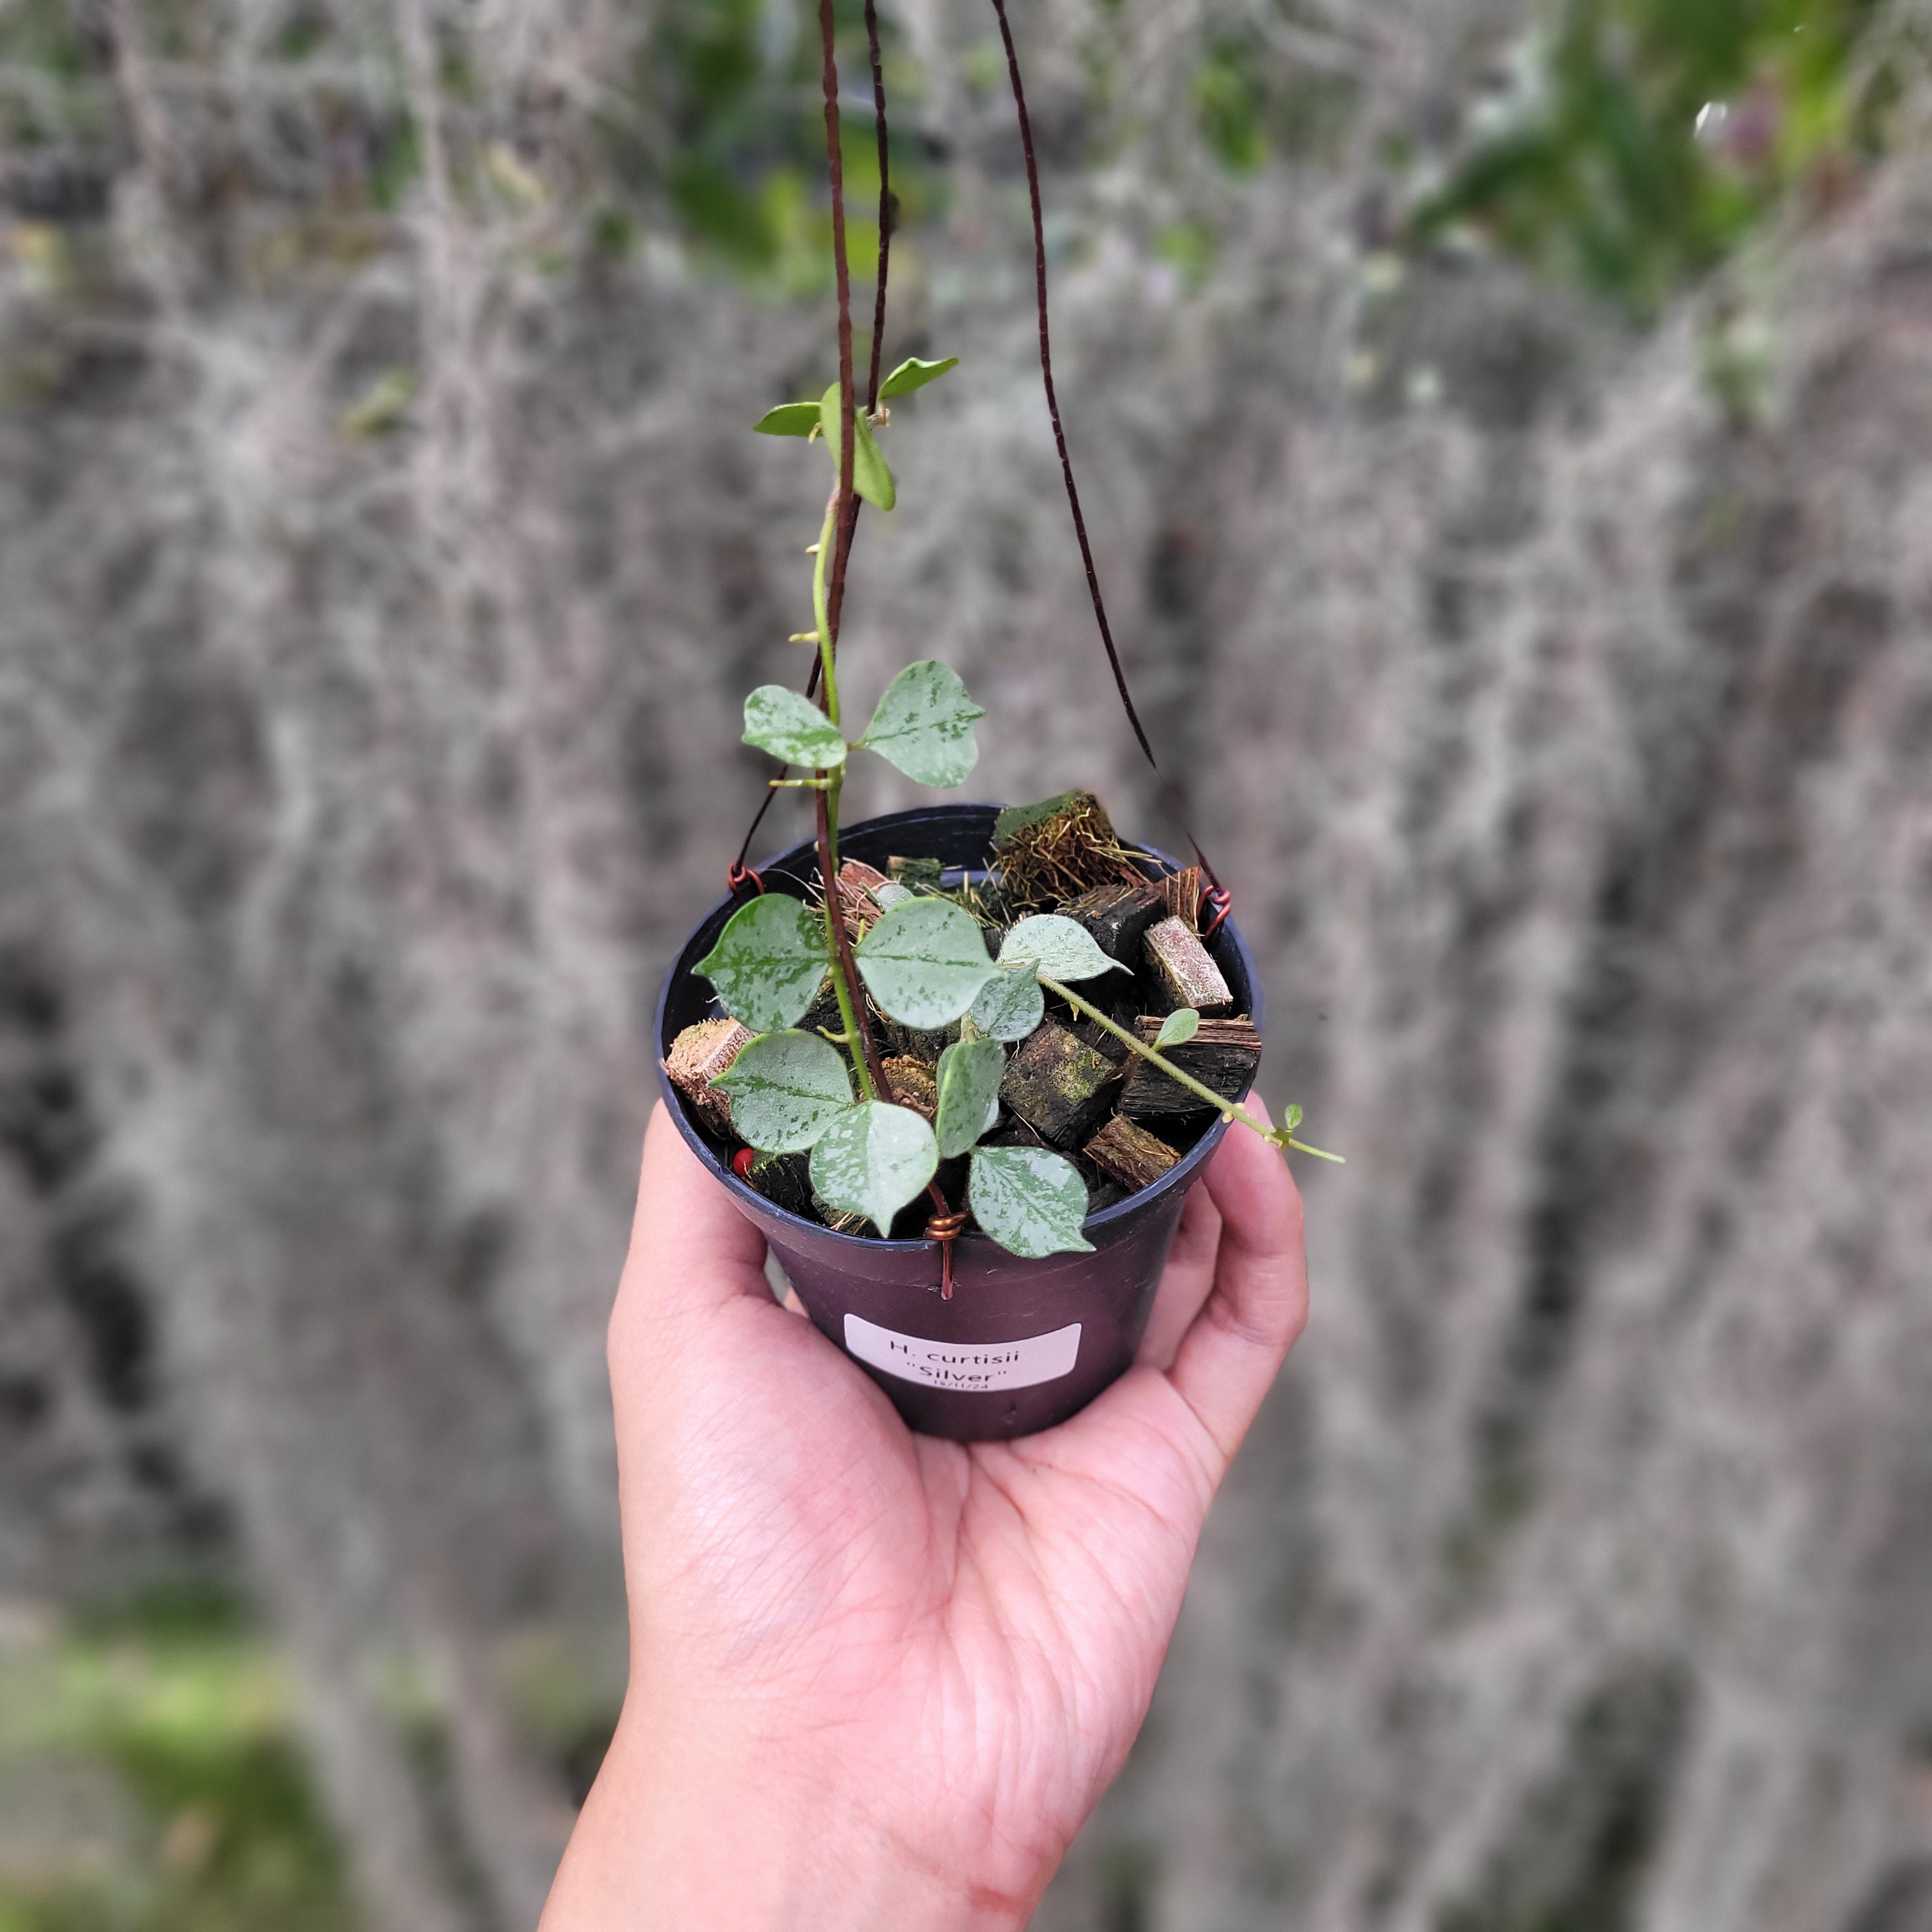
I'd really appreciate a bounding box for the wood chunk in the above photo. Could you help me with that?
[883,1055,939,1124]
[1143,916,1233,1015]
[747,1151,814,1218]
[837,858,891,938]
[1062,880,1167,961]
[1120,1016,1262,1120]
[992,790,1139,905]
[1075,1018,1133,1070]
[663,1018,753,1131]
[1155,866,1202,931]
[882,1016,958,1064]
[1000,1019,1122,1147]
[1084,1116,1180,1192]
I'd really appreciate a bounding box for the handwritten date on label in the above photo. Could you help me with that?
[841,1314,1080,1392]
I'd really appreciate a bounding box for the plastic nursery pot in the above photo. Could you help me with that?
[656,804,1264,1443]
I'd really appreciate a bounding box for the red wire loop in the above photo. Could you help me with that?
[1199,885,1233,941]
[926,1210,969,1300]
[727,862,765,898]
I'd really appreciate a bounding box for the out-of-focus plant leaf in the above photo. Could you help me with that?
[742,684,847,767]
[878,355,958,398]
[753,400,824,437]
[818,385,896,510]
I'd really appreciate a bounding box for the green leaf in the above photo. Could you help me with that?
[969,965,1044,1043]
[695,894,831,1032]
[809,1102,939,1236]
[743,686,847,768]
[933,1037,1006,1160]
[854,898,997,1029]
[997,914,1128,985]
[857,661,985,787]
[713,1031,854,1153]
[878,355,960,399]
[753,401,823,438]
[1154,1008,1200,1050]
[872,880,916,909]
[818,385,896,510]
[968,1146,1094,1259]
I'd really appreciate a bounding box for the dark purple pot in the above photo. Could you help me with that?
[656,805,1262,1441]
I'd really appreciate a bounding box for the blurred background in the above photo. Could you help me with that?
[3,0,1931,1926]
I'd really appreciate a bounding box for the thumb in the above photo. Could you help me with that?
[615,1103,772,1338]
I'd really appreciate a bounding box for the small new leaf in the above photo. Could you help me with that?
[713,1031,853,1153]
[968,1146,1094,1258]
[857,661,985,787]
[753,401,823,438]
[879,355,960,399]
[743,686,847,769]
[997,914,1128,985]
[695,894,831,1032]
[933,1037,1006,1160]
[969,965,1044,1043]
[872,880,916,908]
[818,385,896,511]
[809,1102,939,1236]
[1154,1008,1200,1050]
[855,898,997,1029]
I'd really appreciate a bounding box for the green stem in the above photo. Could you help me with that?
[811,493,840,728]
[1037,975,1344,1163]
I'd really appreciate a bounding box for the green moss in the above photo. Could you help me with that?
[0,1581,357,1932]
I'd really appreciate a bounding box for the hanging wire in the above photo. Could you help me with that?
[986,0,1233,928]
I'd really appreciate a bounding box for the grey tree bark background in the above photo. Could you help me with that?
[1,0,1929,1928]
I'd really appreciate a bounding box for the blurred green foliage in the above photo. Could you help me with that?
[0,1581,356,1932]
[609,0,923,293]
[1411,0,1906,316]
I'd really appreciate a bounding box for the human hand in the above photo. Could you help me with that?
[541,1098,1308,1931]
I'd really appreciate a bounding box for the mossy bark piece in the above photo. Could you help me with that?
[1143,916,1234,1015]
[883,1055,939,1124]
[888,855,946,888]
[663,1018,753,1131]
[1075,1016,1133,1070]
[747,1151,814,1218]
[1000,1018,1121,1147]
[1084,1115,1181,1192]
[1119,1016,1262,1119]
[1062,880,1168,961]
[992,790,1138,906]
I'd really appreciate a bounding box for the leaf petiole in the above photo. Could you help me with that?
[1036,974,1342,1165]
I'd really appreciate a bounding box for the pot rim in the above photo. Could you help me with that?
[656,802,1264,1257]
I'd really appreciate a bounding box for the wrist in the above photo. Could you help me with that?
[543,1691,1045,1932]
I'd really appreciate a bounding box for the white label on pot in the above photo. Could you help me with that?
[843,1314,1081,1393]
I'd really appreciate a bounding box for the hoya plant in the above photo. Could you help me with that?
[691,355,1328,1259]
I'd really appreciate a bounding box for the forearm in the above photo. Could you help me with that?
[540,1695,1042,1932]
